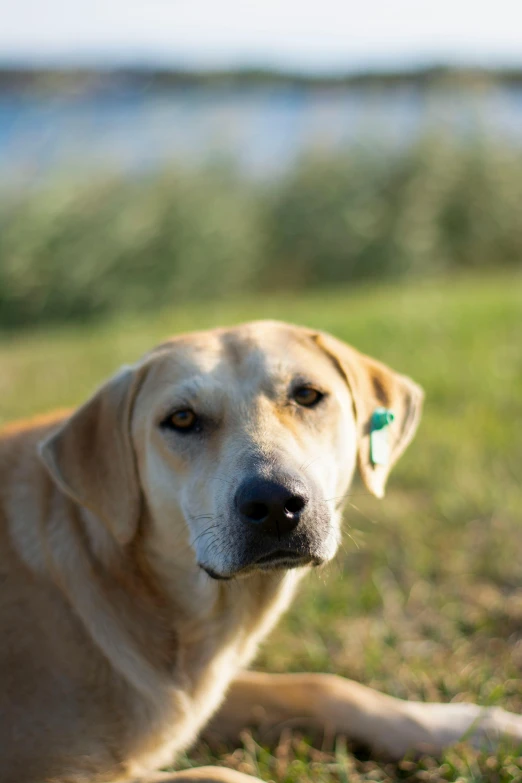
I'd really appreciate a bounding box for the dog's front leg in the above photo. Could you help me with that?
[134,768,262,782]
[202,671,522,759]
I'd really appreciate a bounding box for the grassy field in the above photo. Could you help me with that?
[1,273,522,781]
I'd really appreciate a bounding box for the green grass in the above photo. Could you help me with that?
[2,273,522,781]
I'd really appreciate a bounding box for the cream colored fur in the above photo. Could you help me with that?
[1,321,521,783]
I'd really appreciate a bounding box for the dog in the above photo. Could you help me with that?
[2,320,522,783]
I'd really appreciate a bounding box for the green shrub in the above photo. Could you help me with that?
[267,136,522,284]
[0,166,264,327]
[1,136,521,329]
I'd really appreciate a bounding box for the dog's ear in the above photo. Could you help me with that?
[313,332,424,498]
[38,364,147,545]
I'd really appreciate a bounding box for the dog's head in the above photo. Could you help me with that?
[39,321,423,580]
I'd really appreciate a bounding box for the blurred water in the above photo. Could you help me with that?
[1,83,522,186]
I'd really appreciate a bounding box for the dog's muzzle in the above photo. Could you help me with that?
[200,472,332,579]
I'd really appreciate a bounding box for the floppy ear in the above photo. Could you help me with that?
[314,332,424,498]
[38,365,147,545]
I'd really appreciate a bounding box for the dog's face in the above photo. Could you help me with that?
[132,322,358,579]
[40,321,423,580]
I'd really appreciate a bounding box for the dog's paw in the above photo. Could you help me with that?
[404,701,522,755]
[471,705,522,750]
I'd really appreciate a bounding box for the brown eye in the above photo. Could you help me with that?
[292,386,324,407]
[164,409,199,432]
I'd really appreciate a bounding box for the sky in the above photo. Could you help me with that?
[1,0,522,72]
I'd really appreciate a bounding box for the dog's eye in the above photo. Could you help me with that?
[292,386,324,407]
[163,409,200,432]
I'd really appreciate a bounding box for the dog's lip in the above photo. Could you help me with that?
[200,565,234,581]
[253,549,309,566]
[200,549,321,580]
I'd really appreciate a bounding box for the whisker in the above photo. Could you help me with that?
[211,474,235,487]
[191,518,224,549]
[298,455,322,474]
[322,492,373,503]
[344,531,361,550]
[345,501,378,526]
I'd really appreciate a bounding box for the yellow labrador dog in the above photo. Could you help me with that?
[2,321,521,783]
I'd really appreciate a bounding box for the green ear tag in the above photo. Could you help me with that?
[370,407,395,466]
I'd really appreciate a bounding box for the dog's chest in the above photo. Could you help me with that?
[135,569,304,771]
[181,571,301,695]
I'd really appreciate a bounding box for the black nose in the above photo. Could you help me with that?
[235,477,308,537]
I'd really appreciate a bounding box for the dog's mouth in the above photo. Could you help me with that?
[201,548,321,580]
[253,549,312,569]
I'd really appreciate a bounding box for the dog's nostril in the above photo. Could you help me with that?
[236,478,309,535]
[242,501,269,523]
[284,495,306,515]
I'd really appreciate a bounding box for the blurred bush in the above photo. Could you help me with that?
[1,135,521,328]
